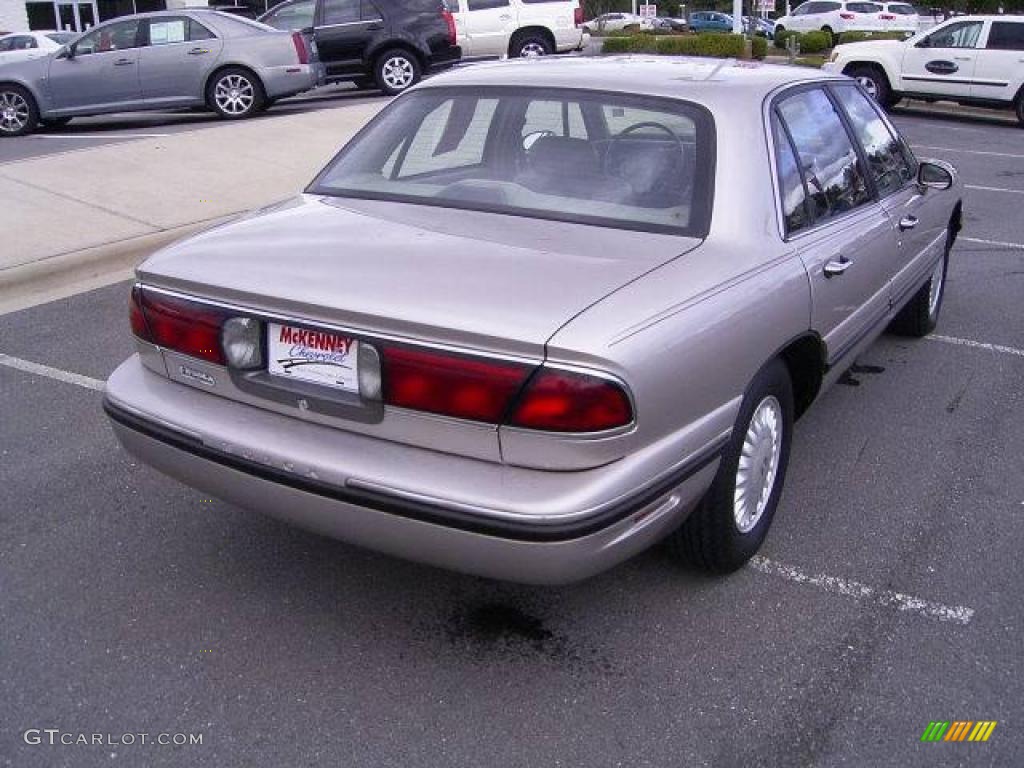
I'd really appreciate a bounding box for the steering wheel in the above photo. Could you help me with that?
[603,121,690,203]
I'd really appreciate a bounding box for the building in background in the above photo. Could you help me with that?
[0,0,221,33]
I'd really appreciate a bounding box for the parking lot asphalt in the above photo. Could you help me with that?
[0,84,388,164]
[1,112,1022,767]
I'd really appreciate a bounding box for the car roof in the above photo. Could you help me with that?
[425,56,844,106]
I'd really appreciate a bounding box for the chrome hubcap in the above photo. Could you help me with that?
[214,75,254,115]
[520,42,546,57]
[734,396,783,534]
[928,258,945,317]
[856,75,878,99]
[0,92,29,133]
[382,57,414,90]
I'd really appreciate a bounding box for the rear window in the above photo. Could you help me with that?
[311,87,714,237]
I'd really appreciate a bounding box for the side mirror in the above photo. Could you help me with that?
[64,44,76,59]
[915,36,930,48]
[917,160,954,191]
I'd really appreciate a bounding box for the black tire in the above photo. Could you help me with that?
[373,49,421,96]
[206,67,265,120]
[510,31,553,58]
[822,25,836,45]
[1015,93,1024,127]
[847,64,897,108]
[0,84,39,137]
[40,116,72,129]
[888,230,952,337]
[667,359,794,574]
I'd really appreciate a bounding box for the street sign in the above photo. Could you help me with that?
[639,4,657,17]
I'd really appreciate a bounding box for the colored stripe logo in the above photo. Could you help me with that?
[921,721,997,742]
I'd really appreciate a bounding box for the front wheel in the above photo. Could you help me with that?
[1015,94,1024,127]
[0,85,38,137]
[847,65,897,108]
[889,238,950,337]
[374,49,421,96]
[207,67,265,120]
[667,359,794,573]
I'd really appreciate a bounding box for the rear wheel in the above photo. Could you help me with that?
[207,67,264,120]
[374,49,421,96]
[511,31,553,58]
[0,85,38,137]
[667,359,794,573]
[847,64,897,108]
[1015,93,1024,127]
[822,25,835,44]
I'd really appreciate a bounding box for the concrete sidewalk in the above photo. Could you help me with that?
[1,100,385,310]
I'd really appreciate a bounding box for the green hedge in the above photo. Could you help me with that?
[751,36,767,60]
[603,32,746,58]
[773,29,831,53]
[836,30,910,44]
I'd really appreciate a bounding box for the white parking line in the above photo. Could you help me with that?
[926,335,1024,358]
[966,184,1024,195]
[0,353,104,391]
[30,133,170,140]
[959,236,1024,251]
[915,145,1024,160]
[749,556,974,625]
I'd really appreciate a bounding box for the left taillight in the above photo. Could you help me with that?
[130,287,229,366]
[291,31,309,64]
[510,368,632,433]
[574,5,584,26]
[441,9,457,45]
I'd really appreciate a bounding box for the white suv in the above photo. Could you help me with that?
[776,1,883,40]
[824,14,1024,124]
[453,0,585,58]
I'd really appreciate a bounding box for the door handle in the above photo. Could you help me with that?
[823,256,852,278]
[113,58,133,66]
[188,47,210,55]
[953,55,971,61]
[899,215,918,231]
[365,23,382,30]
[499,14,511,19]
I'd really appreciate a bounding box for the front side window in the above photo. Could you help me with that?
[888,3,916,14]
[776,88,871,224]
[264,0,315,29]
[831,85,913,198]
[467,0,510,9]
[322,0,360,24]
[75,20,141,54]
[924,20,983,49]
[8,35,38,50]
[986,21,1024,51]
[312,88,714,236]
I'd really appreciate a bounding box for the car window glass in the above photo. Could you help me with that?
[361,0,382,18]
[264,0,315,29]
[75,19,141,54]
[776,88,871,223]
[190,19,216,40]
[11,35,37,49]
[848,3,880,13]
[148,18,187,45]
[888,3,915,13]
[523,100,587,139]
[46,32,76,44]
[986,22,1024,51]
[0,38,11,52]
[322,0,360,24]
[392,98,499,178]
[925,20,983,48]
[771,113,812,235]
[601,104,695,140]
[467,0,510,9]
[791,4,808,15]
[831,85,913,197]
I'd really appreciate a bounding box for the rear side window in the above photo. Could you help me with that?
[147,18,214,44]
[322,0,360,24]
[263,0,315,29]
[467,0,510,9]
[771,114,812,235]
[887,3,916,14]
[846,2,881,13]
[831,85,913,198]
[775,88,871,225]
[986,21,1024,51]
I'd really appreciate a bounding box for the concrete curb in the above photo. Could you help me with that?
[0,218,227,316]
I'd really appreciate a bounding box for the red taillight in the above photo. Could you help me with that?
[880,13,896,18]
[510,369,632,433]
[381,346,531,423]
[131,288,227,365]
[291,31,309,64]
[442,9,457,45]
[574,6,584,26]
[840,11,856,18]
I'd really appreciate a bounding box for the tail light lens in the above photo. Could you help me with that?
[574,6,584,26]
[131,288,228,365]
[840,12,855,18]
[880,13,895,18]
[292,31,309,64]
[442,9,457,45]
[510,368,632,432]
[381,346,531,423]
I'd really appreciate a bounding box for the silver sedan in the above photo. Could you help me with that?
[0,10,316,136]
[104,57,963,584]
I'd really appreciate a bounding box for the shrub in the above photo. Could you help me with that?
[605,33,747,59]
[800,30,831,53]
[837,30,910,44]
[602,35,654,53]
[751,36,768,60]
[774,27,800,48]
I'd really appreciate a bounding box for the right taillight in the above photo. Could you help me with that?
[510,368,632,432]
[441,9,457,45]
[291,31,309,64]
[574,6,584,26]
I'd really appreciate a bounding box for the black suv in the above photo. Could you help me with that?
[259,0,460,95]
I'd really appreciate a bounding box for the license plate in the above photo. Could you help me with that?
[267,323,359,393]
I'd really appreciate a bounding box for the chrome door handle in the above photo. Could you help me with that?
[499,14,511,19]
[113,58,133,66]
[899,215,918,231]
[823,256,852,278]
[188,47,210,55]
[953,55,971,61]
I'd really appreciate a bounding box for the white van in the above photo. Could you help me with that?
[453,0,586,59]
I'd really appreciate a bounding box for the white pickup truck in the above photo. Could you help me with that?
[824,14,1024,125]
[452,0,587,59]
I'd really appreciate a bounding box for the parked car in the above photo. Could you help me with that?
[877,2,919,34]
[581,12,640,33]
[914,5,945,31]
[0,11,316,137]
[775,1,883,40]
[449,0,585,59]
[0,31,75,66]
[104,58,962,584]
[258,0,460,94]
[650,16,688,32]
[743,16,776,37]
[688,11,734,31]
[825,14,1024,123]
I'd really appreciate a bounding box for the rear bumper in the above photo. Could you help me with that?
[427,45,462,72]
[103,356,722,583]
[259,63,318,99]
